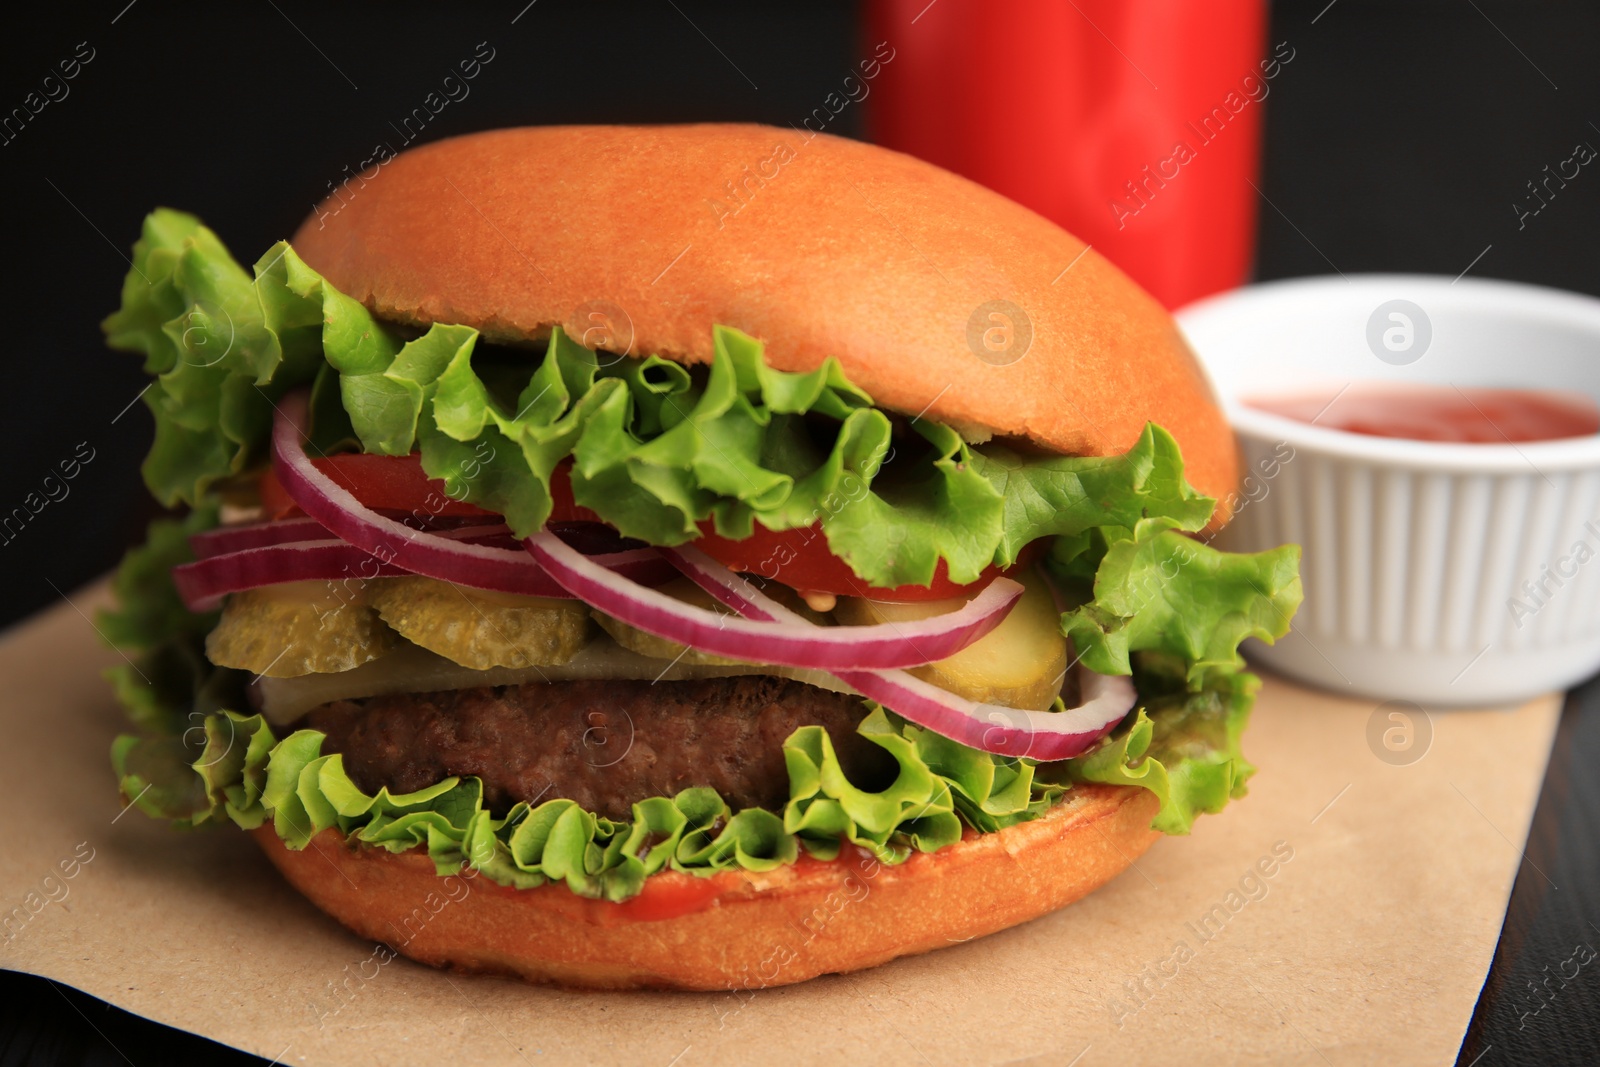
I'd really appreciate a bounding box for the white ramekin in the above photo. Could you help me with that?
[1177,274,1600,706]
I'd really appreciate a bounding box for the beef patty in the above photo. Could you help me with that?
[299,675,895,820]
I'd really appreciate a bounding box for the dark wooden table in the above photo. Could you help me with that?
[1457,674,1600,1066]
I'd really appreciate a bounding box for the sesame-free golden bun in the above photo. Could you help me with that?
[291,123,1239,514]
[254,784,1159,990]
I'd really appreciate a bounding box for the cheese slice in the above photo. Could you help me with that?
[253,632,853,725]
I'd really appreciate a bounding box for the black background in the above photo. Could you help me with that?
[2,1,1598,1063]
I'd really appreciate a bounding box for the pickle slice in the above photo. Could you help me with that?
[206,580,397,677]
[590,577,744,666]
[366,576,593,670]
[590,576,833,667]
[835,567,1069,709]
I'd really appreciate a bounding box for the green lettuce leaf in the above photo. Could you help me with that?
[96,503,247,738]
[102,210,1272,594]
[968,422,1217,564]
[1066,669,1259,834]
[97,502,218,652]
[1056,520,1303,687]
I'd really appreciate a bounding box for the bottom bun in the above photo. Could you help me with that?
[252,783,1160,990]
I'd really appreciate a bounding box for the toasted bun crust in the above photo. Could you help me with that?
[252,784,1159,990]
[291,124,1238,512]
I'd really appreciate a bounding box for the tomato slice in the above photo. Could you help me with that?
[258,453,599,524]
[260,454,1031,601]
[692,520,1040,602]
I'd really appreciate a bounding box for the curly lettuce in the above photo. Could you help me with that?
[1067,668,1259,833]
[104,209,1255,591]
[96,503,240,735]
[1054,520,1303,689]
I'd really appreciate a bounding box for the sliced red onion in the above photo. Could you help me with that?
[269,391,674,596]
[190,517,332,559]
[176,526,541,612]
[173,539,412,612]
[661,544,1136,760]
[525,531,1023,670]
[190,513,511,560]
[830,666,1137,761]
[176,524,671,612]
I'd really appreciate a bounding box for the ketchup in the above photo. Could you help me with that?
[1245,385,1600,444]
[604,872,729,923]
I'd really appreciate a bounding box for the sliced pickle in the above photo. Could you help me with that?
[206,580,397,678]
[366,576,592,670]
[591,576,744,666]
[834,567,1069,709]
[590,576,833,667]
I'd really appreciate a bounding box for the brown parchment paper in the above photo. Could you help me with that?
[0,581,1559,1067]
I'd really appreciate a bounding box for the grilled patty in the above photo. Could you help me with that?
[299,676,894,820]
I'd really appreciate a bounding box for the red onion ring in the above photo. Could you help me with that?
[174,525,608,612]
[190,517,332,559]
[524,530,1024,671]
[176,540,673,614]
[174,539,410,612]
[190,514,511,560]
[660,544,1136,760]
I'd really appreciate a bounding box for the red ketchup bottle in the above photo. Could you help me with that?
[865,0,1269,310]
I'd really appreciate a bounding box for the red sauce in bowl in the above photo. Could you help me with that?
[1244,384,1600,443]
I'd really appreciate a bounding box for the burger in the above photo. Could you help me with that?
[102,124,1302,991]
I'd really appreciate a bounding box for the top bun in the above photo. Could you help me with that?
[292,124,1238,509]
